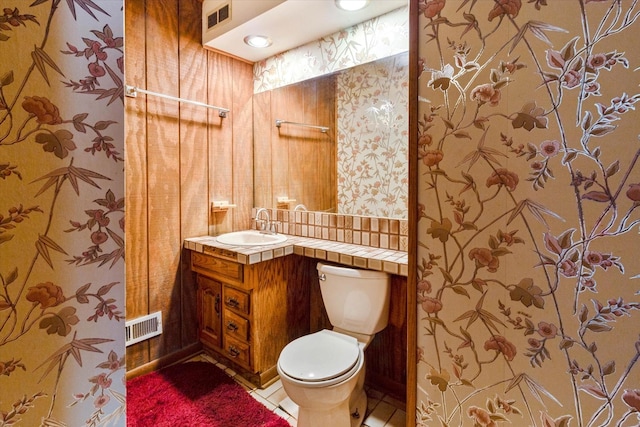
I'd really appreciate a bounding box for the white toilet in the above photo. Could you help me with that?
[277,262,391,427]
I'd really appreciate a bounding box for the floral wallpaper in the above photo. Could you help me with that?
[253,6,408,93]
[0,1,125,426]
[416,1,640,426]
[337,54,409,218]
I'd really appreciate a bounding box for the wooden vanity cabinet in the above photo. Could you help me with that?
[191,251,309,387]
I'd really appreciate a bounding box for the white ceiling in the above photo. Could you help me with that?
[202,0,407,62]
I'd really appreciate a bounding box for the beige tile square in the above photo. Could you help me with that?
[389,235,399,250]
[399,220,408,236]
[353,216,361,230]
[399,263,409,276]
[327,251,340,263]
[399,236,408,251]
[353,231,361,245]
[363,400,396,427]
[361,232,370,246]
[345,215,353,229]
[339,254,353,265]
[382,262,399,275]
[353,257,368,268]
[379,234,389,249]
[368,258,383,271]
[329,228,337,241]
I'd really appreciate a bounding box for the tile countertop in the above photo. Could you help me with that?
[184,234,408,277]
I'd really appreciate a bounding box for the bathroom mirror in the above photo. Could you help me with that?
[252,6,409,219]
[253,53,408,219]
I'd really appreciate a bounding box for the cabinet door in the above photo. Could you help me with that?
[197,275,222,349]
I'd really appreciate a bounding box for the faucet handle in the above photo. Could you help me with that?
[269,220,281,234]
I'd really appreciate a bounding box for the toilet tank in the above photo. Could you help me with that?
[317,262,391,336]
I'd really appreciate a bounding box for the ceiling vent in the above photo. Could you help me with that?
[206,2,231,30]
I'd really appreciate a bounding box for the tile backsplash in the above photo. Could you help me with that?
[252,208,408,252]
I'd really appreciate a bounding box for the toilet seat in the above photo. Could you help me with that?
[278,330,361,386]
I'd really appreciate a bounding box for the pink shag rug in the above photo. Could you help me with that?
[127,361,290,427]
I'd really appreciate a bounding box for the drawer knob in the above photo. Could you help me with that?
[226,297,240,308]
[226,321,238,331]
[228,346,240,358]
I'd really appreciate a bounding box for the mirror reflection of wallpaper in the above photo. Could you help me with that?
[253,6,408,93]
[337,54,408,218]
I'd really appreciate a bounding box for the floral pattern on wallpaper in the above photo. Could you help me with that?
[0,1,125,426]
[337,54,408,218]
[253,6,408,93]
[415,1,639,427]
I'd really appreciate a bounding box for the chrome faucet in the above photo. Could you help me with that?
[255,208,277,234]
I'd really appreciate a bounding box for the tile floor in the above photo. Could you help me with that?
[189,352,407,427]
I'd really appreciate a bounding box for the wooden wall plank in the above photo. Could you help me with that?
[317,75,337,212]
[253,91,272,210]
[299,82,318,210]
[145,0,182,358]
[124,0,150,369]
[208,52,234,235]
[287,83,306,207]
[178,0,208,347]
[232,60,254,230]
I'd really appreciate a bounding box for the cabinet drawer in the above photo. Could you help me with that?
[224,309,250,341]
[224,287,250,315]
[192,252,243,282]
[223,335,251,368]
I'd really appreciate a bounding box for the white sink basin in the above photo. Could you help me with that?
[216,230,287,246]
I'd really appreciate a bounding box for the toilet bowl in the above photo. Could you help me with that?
[277,330,366,427]
[276,263,390,427]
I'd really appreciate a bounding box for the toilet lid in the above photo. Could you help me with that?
[279,330,360,382]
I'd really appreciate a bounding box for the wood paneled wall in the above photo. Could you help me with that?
[253,76,337,212]
[125,0,253,372]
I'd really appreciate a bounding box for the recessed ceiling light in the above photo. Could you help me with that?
[335,0,369,11]
[244,35,272,48]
